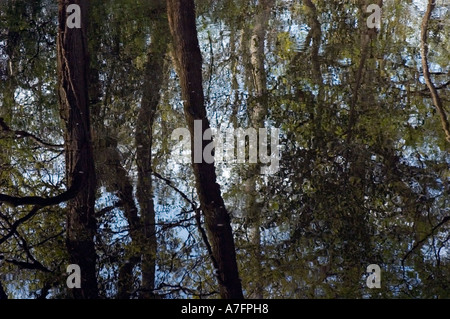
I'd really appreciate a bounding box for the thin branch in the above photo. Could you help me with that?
[0,117,64,150]
[205,32,214,107]
[421,0,450,142]
[153,282,218,298]
[95,200,123,217]
[402,216,450,265]
[4,258,51,273]
[11,228,52,273]
[151,170,198,210]
[30,230,64,249]
[151,170,223,285]
[0,205,41,245]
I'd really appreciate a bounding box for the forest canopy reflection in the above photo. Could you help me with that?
[0,0,449,299]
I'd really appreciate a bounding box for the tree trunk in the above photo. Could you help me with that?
[346,0,382,144]
[245,0,272,299]
[96,133,140,299]
[304,0,325,150]
[85,2,141,299]
[57,0,98,299]
[0,280,7,299]
[2,29,18,119]
[0,1,21,182]
[166,0,244,299]
[421,0,450,143]
[136,4,169,298]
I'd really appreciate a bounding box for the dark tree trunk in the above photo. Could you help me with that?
[166,0,244,299]
[57,0,98,299]
[136,5,169,298]
[0,280,8,299]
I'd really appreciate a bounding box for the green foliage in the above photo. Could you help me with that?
[0,0,449,299]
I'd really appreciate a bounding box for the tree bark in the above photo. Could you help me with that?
[57,0,98,299]
[421,0,450,143]
[249,0,271,126]
[136,4,169,298]
[245,0,272,299]
[166,0,244,299]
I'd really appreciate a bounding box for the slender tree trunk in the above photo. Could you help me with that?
[249,0,270,126]
[96,134,140,299]
[304,0,325,150]
[0,1,21,174]
[57,0,98,299]
[88,29,140,299]
[136,5,169,298]
[421,0,450,143]
[0,19,18,185]
[85,2,141,299]
[2,30,18,119]
[346,0,382,144]
[166,0,244,299]
[244,0,272,299]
